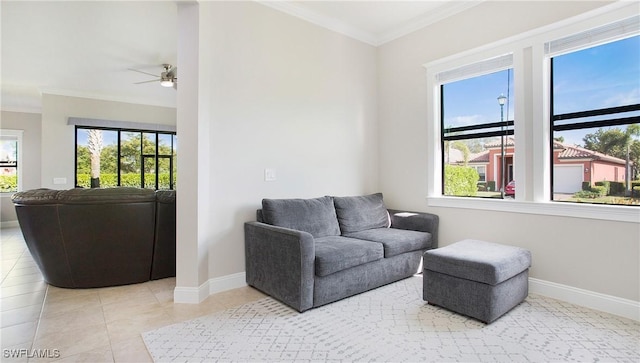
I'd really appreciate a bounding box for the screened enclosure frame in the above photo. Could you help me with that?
[74,126,177,190]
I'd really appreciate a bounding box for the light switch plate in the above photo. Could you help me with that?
[53,177,67,185]
[264,168,277,181]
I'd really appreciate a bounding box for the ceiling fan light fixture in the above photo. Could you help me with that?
[130,64,176,89]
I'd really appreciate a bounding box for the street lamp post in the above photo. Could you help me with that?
[497,94,507,198]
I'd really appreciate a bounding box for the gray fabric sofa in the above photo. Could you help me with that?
[244,193,439,312]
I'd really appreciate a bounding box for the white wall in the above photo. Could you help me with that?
[40,94,176,189]
[0,111,41,224]
[377,1,639,302]
[177,1,378,291]
[175,1,209,292]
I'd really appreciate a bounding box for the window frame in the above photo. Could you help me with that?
[548,34,640,202]
[440,66,515,199]
[74,126,177,190]
[424,2,640,223]
[0,129,23,194]
[471,165,487,183]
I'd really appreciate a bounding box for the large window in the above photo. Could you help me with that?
[0,130,22,193]
[549,25,640,205]
[75,127,177,190]
[426,5,638,221]
[440,56,514,199]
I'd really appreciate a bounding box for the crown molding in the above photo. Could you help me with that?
[0,105,42,114]
[257,0,379,46]
[378,1,484,45]
[39,88,176,109]
[257,1,484,47]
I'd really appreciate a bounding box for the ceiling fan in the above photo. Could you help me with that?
[129,64,177,89]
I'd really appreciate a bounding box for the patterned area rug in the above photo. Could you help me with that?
[142,276,639,362]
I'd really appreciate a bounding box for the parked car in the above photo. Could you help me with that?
[505,180,515,196]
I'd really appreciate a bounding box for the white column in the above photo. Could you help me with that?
[174,1,211,303]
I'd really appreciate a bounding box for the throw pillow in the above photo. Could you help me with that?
[261,196,341,238]
[332,193,390,234]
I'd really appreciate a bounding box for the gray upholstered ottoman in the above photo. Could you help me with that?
[423,239,531,323]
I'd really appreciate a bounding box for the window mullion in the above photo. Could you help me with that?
[533,43,551,203]
[512,47,527,202]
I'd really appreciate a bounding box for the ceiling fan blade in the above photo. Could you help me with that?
[134,79,160,84]
[128,68,159,77]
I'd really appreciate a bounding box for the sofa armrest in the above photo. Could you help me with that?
[388,209,439,249]
[244,221,315,312]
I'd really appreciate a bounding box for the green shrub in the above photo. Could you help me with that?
[76,173,173,189]
[444,165,479,197]
[581,181,591,191]
[609,182,625,196]
[633,186,640,198]
[573,190,601,199]
[0,175,17,192]
[594,181,610,195]
[591,185,608,197]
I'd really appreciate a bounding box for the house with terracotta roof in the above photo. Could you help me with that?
[463,137,628,193]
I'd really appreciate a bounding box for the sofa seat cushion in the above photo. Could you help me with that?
[262,196,341,238]
[332,193,390,234]
[314,236,384,277]
[343,228,432,258]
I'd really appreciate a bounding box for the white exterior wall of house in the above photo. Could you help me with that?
[377,0,640,316]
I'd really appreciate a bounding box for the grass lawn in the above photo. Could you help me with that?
[561,195,640,205]
[455,191,640,205]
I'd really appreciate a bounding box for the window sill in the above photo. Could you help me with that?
[427,196,640,223]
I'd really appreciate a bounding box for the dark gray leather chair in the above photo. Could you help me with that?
[12,187,176,288]
[152,190,176,280]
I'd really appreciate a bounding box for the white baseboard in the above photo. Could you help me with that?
[174,272,247,304]
[530,277,639,321]
[173,282,210,304]
[207,272,247,295]
[1,220,19,229]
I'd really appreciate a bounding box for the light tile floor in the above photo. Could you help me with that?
[0,227,266,362]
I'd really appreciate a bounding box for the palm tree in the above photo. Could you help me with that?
[87,129,103,188]
[452,141,470,165]
[624,124,640,196]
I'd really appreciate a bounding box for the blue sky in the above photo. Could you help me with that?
[553,35,640,114]
[76,129,118,146]
[443,69,514,128]
[443,35,639,147]
[0,140,17,161]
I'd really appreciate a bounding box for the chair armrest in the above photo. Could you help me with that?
[388,209,439,249]
[244,221,315,312]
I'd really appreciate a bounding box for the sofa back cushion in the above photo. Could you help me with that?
[261,196,341,238]
[333,193,390,234]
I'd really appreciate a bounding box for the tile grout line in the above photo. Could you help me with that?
[29,282,49,353]
[97,284,117,363]
[0,242,24,286]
